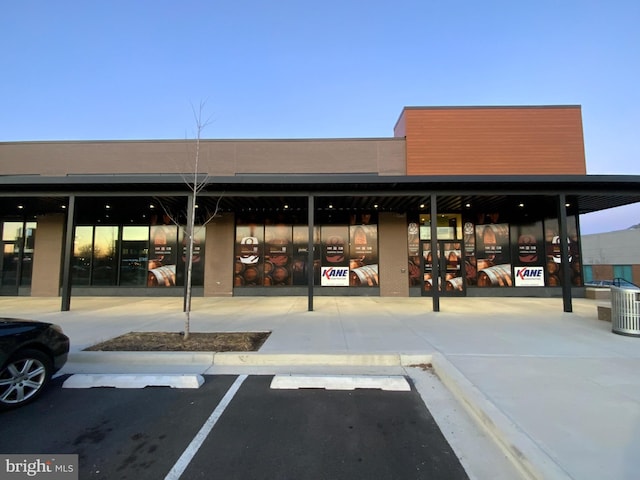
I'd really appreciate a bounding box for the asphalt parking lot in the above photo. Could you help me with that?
[0,374,469,480]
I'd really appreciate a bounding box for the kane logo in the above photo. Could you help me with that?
[320,266,350,286]
[514,266,545,287]
[323,267,348,279]
[517,267,543,280]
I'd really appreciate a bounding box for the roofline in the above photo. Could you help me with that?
[401,105,582,110]
[0,137,401,146]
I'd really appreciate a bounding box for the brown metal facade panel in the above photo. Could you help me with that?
[402,106,587,176]
[378,212,409,296]
[31,214,65,296]
[203,213,235,296]
[0,138,405,176]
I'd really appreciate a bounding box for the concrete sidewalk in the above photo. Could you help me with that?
[2,295,639,479]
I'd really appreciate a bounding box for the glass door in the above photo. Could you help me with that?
[1,221,36,295]
[421,240,465,296]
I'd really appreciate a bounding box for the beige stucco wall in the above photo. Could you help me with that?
[378,212,409,297]
[204,213,235,296]
[31,214,65,296]
[0,138,407,177]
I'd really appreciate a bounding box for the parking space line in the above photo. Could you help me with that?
[164,374,248,480]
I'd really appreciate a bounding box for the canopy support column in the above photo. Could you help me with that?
[307,194,314,312]
[61,194,75,312]
[558,193,573,313]
[430,194,440,312]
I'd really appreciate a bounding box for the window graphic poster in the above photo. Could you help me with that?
[148,225,177,287]
[544,216,582,286]
[349,225,378,286]
[463,220,476,286]
[475,222,512,287]
[321,226,348,286]
[264,225,292,286]
[511,222,545,287]
[177,226,205,287]
[407,222,421,286]
[292,226,319,286]
[234,225,263,286]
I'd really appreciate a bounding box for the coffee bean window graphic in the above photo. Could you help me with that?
[407,222,421,286]
[235,226,264,287]
[234,224,379,288]
[475,223,513,288]
[349,225,379,287]
[544,217,582,287]
[413,215,583,290]
[148,225,177,287]
[264,225,293,286]
[421,243,464,292]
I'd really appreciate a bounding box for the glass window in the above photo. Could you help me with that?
[72,226,93,286]
[583,265,593,283]
[349,225,378,286]
[177,226,206,287]
[92,226,118,286]
[419,214,461,240]
[148,225,178,287]
[291,225,319,286]
[1,222,22,292]
[613,265,632,283]
[234,225,264,286]
[120,226,149,286]
[19,223,36,286]
[2,222,23,242]
[321,226,349,287]
[264,225,293,286]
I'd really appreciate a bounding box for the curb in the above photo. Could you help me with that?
[67,351,432,367]
[69,351,216,365]
[430,352,572,480]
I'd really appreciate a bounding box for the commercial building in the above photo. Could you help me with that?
[582,228,640,284]
[1,105,639,311]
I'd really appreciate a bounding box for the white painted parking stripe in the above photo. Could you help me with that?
[164,374,248,480]
[270,375,411,391]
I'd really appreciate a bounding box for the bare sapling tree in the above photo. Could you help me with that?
[156,101,221,340]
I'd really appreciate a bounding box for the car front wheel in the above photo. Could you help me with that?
[0,349,52,411]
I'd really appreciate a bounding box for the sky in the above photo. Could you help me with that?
[1,1,639,234]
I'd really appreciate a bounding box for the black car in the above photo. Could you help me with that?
[0,319,70,411]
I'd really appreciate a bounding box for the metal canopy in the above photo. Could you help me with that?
[1,173,639,219]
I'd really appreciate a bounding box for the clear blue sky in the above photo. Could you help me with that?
[1,1,638,233]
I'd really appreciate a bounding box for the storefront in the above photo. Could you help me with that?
[1,105,639,311]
